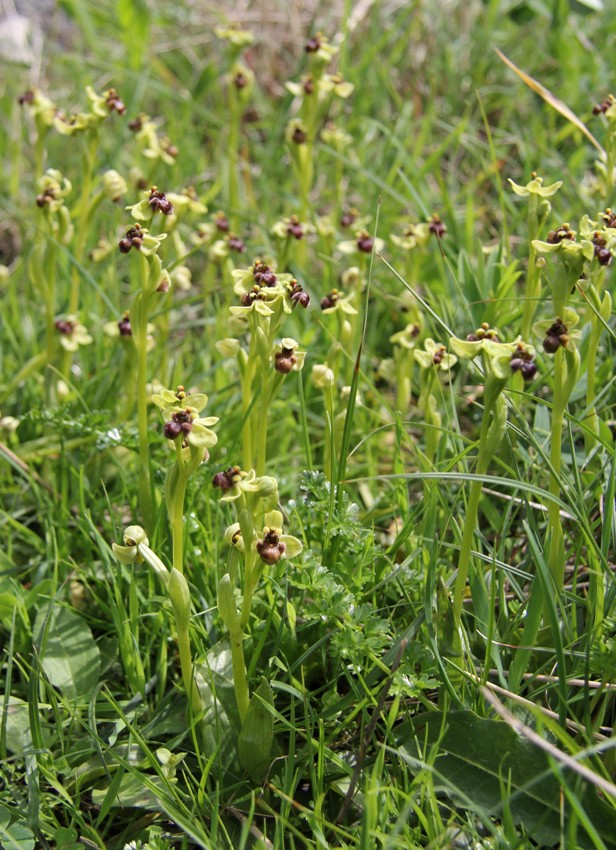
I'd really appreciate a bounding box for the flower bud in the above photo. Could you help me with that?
[124,525,148,547]
[102,169,128,202]
[217,573,239,632]
[312,364,335,388]
[168,568,191,630]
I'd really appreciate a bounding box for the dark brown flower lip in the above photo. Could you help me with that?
[320,289,340,310]
[428,214,446,238]
[213,465,241,489]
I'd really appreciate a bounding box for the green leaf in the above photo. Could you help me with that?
[397,711,616,849]
[90,774,166,810]
[53,827,82,850]
[238,679,275,782]
[0,806,35,850]
[569,0,603,11]
[196,641,242,779]
[117,0,150,70]
[0,696,32,754]
[34,605,101,701]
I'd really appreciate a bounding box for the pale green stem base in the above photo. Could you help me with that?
[230,625,249,723]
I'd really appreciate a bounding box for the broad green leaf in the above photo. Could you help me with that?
[0,696,31,754]
[397,711,616,849]
[196,641,242,779]
[91,774,166,810]
[53,827,82,850]
[0,806,35,850]
[238,679,275,782]
[34,605,101,702]
[569,0,603,11]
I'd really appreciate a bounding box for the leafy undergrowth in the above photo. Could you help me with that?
[1,2,616,848]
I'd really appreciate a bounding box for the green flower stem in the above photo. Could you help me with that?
[230,622,249,723]
[132,270,154,530]
[176,620,200,709]
[323,382,336,481]
[43,243,57,374]
[242,355,257,471]
[298,145,314,221]
[239,548,256,630]
[171,444,189,575]
[521,193,540,340]
[168,567,201,711]
[255,371,270,477]
[453,394,506,627]
[218,574,250,722]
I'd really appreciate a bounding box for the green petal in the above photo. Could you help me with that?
[449,336,482,359]
[263,509,284,530]
[414,350,433,369]
[187,393,208,411]
[280,535,303,558]
[112,543,138,564]
[188,425,218,448]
